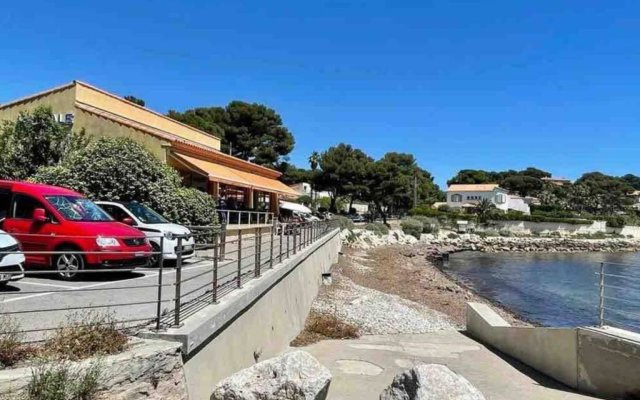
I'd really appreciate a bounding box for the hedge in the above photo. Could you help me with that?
[31,137,218,226]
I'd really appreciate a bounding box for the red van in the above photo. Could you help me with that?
[0,181,152,279]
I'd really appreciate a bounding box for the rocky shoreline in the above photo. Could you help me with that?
[418,235,640,262]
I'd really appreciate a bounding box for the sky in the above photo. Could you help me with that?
[1,1,640,188]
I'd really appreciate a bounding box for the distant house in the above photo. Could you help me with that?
[541,177,572,186]
[289,182,331,199]
[446,184,531,215]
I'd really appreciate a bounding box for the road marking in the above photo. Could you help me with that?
[0,259,219,303]
[18,281,77,289]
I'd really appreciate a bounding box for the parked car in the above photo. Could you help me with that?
[0,181,152,279]
[348,214,366,223]
[96,201,195,266]
[0,230,25,286]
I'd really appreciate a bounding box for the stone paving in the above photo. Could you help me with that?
[302,331,601,400]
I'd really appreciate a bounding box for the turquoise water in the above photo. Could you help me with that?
[446,251,640,331]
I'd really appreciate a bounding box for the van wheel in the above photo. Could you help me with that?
[55,249,85,280]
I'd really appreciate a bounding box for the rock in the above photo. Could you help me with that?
[380,364,485,400]
[211,351,331,400]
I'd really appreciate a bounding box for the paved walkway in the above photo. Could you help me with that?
[302,331,601,400]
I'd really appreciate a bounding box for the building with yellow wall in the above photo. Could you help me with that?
[0,81,298,223]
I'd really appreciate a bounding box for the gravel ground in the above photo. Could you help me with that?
[312,276,454,334]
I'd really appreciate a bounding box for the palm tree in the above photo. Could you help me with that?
[476,198,496,221]
[308,151,320,171]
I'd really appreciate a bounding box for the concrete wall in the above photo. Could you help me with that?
[145,229,341,400]
[466,302,640,399]
[466,303,577,388]
[578,327,640,399]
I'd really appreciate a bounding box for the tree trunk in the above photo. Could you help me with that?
[330,196,337,213]
[349,197,355,214]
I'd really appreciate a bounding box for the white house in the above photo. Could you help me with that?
[289,182,331,199]
[629,190,640,211]
[446,184,531,215]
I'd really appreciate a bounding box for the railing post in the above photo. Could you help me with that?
[212,232,219,303]
[293,223,298,254]
[237,230,243,288]
[270,222,275,268]
[279,222,284,263]
[155,236,165,331]
[219,223,227,261]
[286,224,290,258]
[599,262,605,328]
[173,236,183,327]
[255,228,262,277]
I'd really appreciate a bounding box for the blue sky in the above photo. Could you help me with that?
[1,1,640,188]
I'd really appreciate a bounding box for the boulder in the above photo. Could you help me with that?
[380,364,485,400]
[211,351,331,400]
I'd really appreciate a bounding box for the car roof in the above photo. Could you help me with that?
[0,180,83,197]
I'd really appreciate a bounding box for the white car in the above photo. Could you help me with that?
[96,201,196,266]
[0,230,25,286]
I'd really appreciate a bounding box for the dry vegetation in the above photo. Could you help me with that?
[291,311,360,347]
[0,311,128,368]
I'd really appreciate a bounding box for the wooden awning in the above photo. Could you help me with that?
[170,152,299,197]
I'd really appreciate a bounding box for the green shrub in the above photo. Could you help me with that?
[447,232,458,239]
[27,361,101,400]
[499,230,513,237]
[401,218,423,239]
[0,106,89,180]
[363,222,389,236]
[603,215,626,228]
[331,215,354,231]
[31,137,217,226]
[408,205,440,217]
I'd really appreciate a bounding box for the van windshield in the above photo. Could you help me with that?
[45,196,113,222]
[123,202,168,224]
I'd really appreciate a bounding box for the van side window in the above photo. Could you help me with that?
[12,194,46,220]
[0,189,10,220]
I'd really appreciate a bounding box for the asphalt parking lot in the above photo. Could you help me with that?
[0,233,295,342]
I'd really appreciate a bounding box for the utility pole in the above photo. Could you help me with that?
[413,170,418,208]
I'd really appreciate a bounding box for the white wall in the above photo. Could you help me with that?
[486,220,607,235]
[506,197,531,215]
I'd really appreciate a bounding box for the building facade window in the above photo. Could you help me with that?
[451,194,463,202]
[495,193,506,204]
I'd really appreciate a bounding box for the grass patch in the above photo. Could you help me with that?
[291,312,360,347]
[45,311,128,361]
[27,360,102,400]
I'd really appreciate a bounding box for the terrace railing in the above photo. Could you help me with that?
[0,220,337,342]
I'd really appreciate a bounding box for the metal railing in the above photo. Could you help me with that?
[0,220,337,342]
[217,209,274,227]
[597,261,640,332]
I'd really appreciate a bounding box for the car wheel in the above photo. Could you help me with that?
[55,249,85,280]
[149,242,162,268]
[0,281,8,288]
